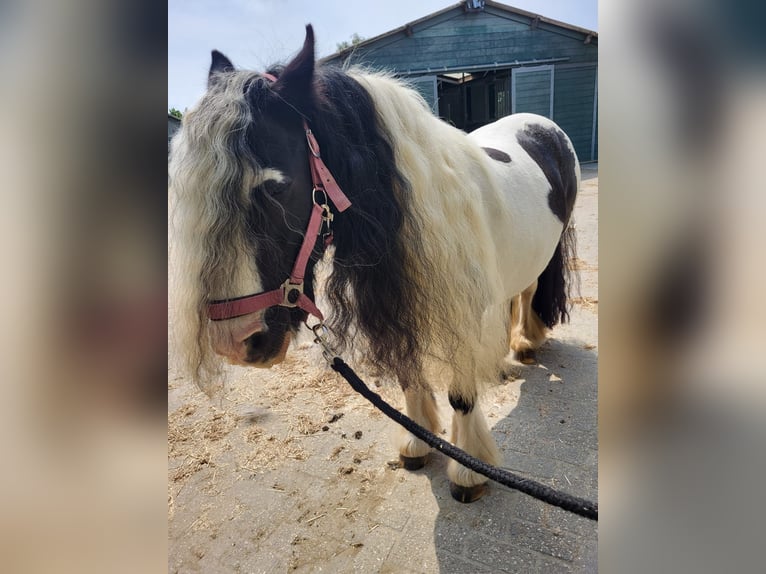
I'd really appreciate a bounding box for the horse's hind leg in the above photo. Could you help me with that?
[447,377,502,503]
[510,279,548,364]
[396,380,441,470]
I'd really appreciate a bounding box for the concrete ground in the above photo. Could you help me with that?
[168,164,598,573]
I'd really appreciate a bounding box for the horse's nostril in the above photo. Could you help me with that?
[244,331,267,347]
[208,311,266,363]
[242,329,292,368]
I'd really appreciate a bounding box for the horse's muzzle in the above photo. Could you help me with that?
[209,310,292,368]
[209,311,266,365]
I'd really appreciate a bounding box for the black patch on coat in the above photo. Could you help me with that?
[448,392,474,414]
[482,147,511,163]
[516,123,578,225]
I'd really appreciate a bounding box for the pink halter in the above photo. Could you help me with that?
[206,73,351,322]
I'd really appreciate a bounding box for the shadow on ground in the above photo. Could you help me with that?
[418,339,598,573]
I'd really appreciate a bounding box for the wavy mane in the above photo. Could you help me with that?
[169,70,263,392]
[315,69,507,387]
[170,62,508,392]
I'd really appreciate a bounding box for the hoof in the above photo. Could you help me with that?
[500,364,521,381]
[399,454,427,471]
[517,349,537,364]
[449,481,488,503]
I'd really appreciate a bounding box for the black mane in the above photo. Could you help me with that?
[254,63,428,378]
[313,68,427,376]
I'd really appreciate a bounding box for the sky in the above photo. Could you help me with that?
[169,0,598,111]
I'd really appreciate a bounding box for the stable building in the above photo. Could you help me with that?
[323,0,598,162]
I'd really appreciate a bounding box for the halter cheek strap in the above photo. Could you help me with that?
[206,72,351,322]
[305,128,351,212]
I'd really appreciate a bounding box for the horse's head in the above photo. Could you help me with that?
[170,26,324,382]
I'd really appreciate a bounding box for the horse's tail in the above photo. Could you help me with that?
[531,224,578,328]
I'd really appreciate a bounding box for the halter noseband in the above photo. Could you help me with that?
[206,72,351,323]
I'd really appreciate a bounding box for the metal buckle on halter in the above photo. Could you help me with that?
[320,204,333,224]
[280,279,304,307]
[305,128,321,158]
[312,187,333,234]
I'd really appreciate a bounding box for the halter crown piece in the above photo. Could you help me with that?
[206,72,352,322]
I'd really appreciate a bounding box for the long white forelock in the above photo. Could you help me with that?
[349,71,508,389]
[168,70,266,393]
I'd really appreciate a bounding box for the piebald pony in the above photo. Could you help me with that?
[169,26,579,502]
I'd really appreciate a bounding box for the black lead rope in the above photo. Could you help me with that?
[330,357,598,521]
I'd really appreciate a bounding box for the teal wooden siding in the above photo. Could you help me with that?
[553,64,597,162]
[407,76,438,113]
[324,4,597,160]
[512,66,553,118]
[340,9,596,72]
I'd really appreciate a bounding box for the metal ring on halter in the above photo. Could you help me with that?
[312,186,328,207]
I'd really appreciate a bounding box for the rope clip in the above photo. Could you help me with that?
[309,321,340,365]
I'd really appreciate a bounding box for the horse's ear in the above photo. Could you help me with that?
[209,50,235,87]
[275,25,316,113]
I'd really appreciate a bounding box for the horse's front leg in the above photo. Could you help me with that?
[396,373,441,470]
[447,365,502,503]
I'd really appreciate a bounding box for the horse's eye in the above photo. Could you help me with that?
[261,177,292,196]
